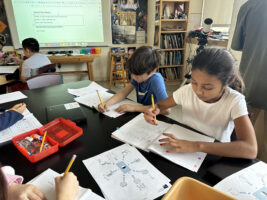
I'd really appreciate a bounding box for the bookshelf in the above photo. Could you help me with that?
[155,0,190,81]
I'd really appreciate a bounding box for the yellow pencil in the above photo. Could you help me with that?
[39,131,47,152]
[151,94,157,123]
[64,154,77,176]
[96,90,104,107]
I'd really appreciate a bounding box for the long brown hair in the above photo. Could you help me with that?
[192,48,245,93]
[0,164,7,200]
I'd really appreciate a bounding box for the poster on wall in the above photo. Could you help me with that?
[111,0,147,44]
[0,0,13,46]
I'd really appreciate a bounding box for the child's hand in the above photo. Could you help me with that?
[98,103,109,113]
[144,107,160,125]
[8,183,46,200]
[159,133,199,153]
[10,103,26,114]
[115,104,136,113]
[55,172,79,200]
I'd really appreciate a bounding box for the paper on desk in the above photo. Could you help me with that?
[28,168,105,200]
[214,161,267,200]
[112,113,172,151]
[0,65,19,74]
[0,91,27,104]
[83,144,171,200]
[0,112,42,143]
[148,124,215,172]
[64,102,80,110]
[75,90,140,118]
[68,81,108,97]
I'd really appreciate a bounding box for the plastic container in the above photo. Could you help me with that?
[12,118,83,163]
[162,177,237,200]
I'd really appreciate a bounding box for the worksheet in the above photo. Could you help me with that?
[0,91,27,104]
[112,113,171,151]
[83,144,171,200]
[28,168,105,200]
[68,81,108,97]
[214,161,267,200]
[0,110,42,143]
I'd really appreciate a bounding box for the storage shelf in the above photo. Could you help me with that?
[162,0,189,2]
[160,48,185,51]
[161,30,187,33]
[159,65,184,68]
[161,19,187,22]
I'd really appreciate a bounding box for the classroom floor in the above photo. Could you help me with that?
[97,80,183,122]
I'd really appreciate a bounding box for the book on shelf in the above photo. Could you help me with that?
[112,113,215,172]
[160,50,183,66]
[160,33,185,49]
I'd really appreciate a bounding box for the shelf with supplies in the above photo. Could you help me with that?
[154,0,190,81]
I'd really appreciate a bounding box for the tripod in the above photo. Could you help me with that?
[179,33,208,88]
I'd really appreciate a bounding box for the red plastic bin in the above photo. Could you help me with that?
[12,118,83,163]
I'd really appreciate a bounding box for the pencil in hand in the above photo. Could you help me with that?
[96,90,104,108]
[151,94,157,123]
[64,154,77,176]
[39,131,47,152]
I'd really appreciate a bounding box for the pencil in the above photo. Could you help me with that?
[39,131,47,152]
[64,154,77,176]
[96,90,104,107]
[151,94,157,123]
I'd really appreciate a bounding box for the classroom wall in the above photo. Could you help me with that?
[3,0,241,82]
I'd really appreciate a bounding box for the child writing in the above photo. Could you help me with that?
[98,46,170,114]
[144,48,257,159]
[0,103,26,132]
[0,164,79,200]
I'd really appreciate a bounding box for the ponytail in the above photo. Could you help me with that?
[192,48,246,93]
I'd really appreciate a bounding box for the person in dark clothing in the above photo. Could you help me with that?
[0,103,26,131]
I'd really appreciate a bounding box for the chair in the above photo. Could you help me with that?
[162,177,237,200]
[31,63,56,76]
[26,73,62,90]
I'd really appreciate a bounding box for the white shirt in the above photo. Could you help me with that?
[21,53,51,78]
[173,84,248,142]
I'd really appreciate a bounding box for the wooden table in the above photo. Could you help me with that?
[48,54,99,81]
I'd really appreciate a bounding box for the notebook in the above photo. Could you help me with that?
[46,102,86,125]
[112,113,215,172]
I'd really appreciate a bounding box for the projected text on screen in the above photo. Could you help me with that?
[11,0,104,47]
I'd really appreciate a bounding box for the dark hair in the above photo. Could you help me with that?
[192,48,245,93]
[22,38,39,52]
[127,46,160,75]
[0,164,7,200]
[0,41,4,47]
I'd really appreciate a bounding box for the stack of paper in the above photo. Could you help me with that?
[214,161,267,200]
[112,113,215,172]
[0,91,27,104]
[0,109,42,143]
[68,81,108,97]
[83,144,171,200]
[28,168,105,200]
[75,90,140,118]
[0,65,19,74]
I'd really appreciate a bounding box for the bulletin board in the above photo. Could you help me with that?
[0,0,13,46]
[111,0,148,44]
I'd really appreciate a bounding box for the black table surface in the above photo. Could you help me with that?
[0,80,257,199]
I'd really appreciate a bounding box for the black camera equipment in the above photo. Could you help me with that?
[180,18,213,87]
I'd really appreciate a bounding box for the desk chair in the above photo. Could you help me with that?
[162,177,236,200]
[31,63,56,76]
[26,73,62,90]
